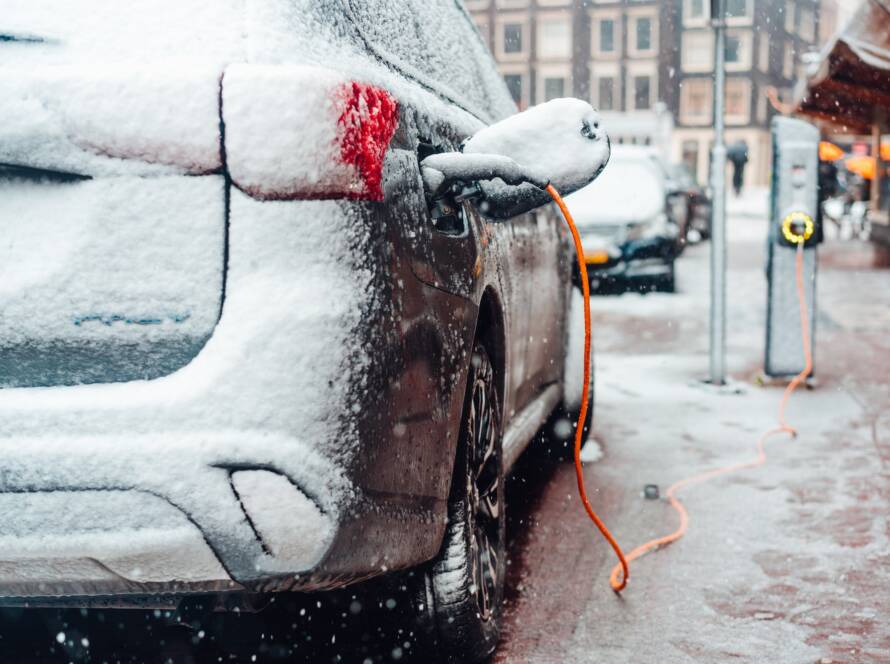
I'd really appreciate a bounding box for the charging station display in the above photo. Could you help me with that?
[765,117,820,378]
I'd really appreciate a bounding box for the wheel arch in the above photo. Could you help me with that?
[473,287,506,409]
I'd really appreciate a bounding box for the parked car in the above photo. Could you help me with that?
[0,1,607,662]
[566,146,680,293]
[666,162,713,243]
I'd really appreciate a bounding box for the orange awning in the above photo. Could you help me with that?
[845,155,876,180]
[819,141,845,161]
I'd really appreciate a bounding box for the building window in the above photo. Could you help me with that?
[544,76,565,101]
[723,31,751,69]
[636,17,652,51]
[682,30,713,72]
[503,74,523,105]
[682,140,699,179]
[725,0,749,19]
[504,23,523,54]
[597,76,615,111]
[687,0,705,19]
[633,75,651,110]
[783,44,794,78]
[539,19,570,59]
[599,19,615,53]
[725,78,750,123]
[680,77,712,123]
[725,34,741,63]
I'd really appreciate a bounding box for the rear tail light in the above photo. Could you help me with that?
[222,65,399,202]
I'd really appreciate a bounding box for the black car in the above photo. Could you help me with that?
[566,146,680,293]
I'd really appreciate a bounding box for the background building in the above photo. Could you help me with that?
[468,0,828,185]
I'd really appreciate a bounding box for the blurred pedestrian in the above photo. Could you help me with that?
[727,140,748,196]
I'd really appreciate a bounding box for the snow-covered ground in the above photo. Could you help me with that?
[496,187,890,663]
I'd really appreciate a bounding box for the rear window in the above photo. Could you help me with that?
[1,0,244,67]
[566,157,666,227]
[343,0,515,122]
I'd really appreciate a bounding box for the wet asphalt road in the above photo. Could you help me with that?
[2,213,888,663]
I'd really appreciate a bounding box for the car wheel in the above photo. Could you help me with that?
[414,342,506,663]
[654,260,676,293]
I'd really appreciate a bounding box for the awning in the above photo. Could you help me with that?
[796,0,890,131]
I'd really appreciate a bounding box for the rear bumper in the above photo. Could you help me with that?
[0,432,342,603]
[586,236,675,286]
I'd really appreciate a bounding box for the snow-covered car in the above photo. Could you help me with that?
[0,1,607,661]
[566,145,680,293]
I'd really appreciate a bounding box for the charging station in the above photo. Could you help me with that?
[765,117,820,378]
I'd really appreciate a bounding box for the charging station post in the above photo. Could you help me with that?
[765,117,820,378]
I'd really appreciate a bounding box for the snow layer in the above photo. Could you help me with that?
[231,470,334,570]
[0,491,229,588]
[565,147,666,227]
[0,66,223,176]
[223,65,398,200]
[0,175,223,346]
[1,0,244,67]
[563,288,588,410]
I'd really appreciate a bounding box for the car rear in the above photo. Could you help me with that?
[0,0,484,603]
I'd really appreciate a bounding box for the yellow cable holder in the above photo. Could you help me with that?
[781,211,815,245]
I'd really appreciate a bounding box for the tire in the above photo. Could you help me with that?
[653,260,676,293]
[413,342,506,663]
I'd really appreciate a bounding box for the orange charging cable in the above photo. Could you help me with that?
[546,184,631,592]
[606,239,813,589]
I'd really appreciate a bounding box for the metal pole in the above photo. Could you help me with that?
[709,1,727,385]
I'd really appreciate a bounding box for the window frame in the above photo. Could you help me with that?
[590,8,622,60]
[724,29,752,71]
[495,14,530,61]
[632,74,652,110]
[683,0,709,26]
[536,15,572,61]
[681,29,714,73]
[724,77,751,124]
[724,0,752,25]
[627,8,658,57]
[679,76,713,125]
[503,22,523,54]
[536,63,572,104]
[499,64,530,108]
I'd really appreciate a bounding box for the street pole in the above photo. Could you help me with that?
[709,0,727,385]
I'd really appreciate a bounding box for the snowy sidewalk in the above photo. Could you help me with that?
[495,188,890,663]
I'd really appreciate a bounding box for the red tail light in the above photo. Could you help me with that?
[222,65,399,202]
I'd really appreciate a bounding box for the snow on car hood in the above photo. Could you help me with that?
[565,155,665,227]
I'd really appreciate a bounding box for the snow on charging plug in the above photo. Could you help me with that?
[420,98,611,217]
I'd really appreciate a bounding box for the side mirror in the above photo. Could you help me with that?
[420,98,610,219]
